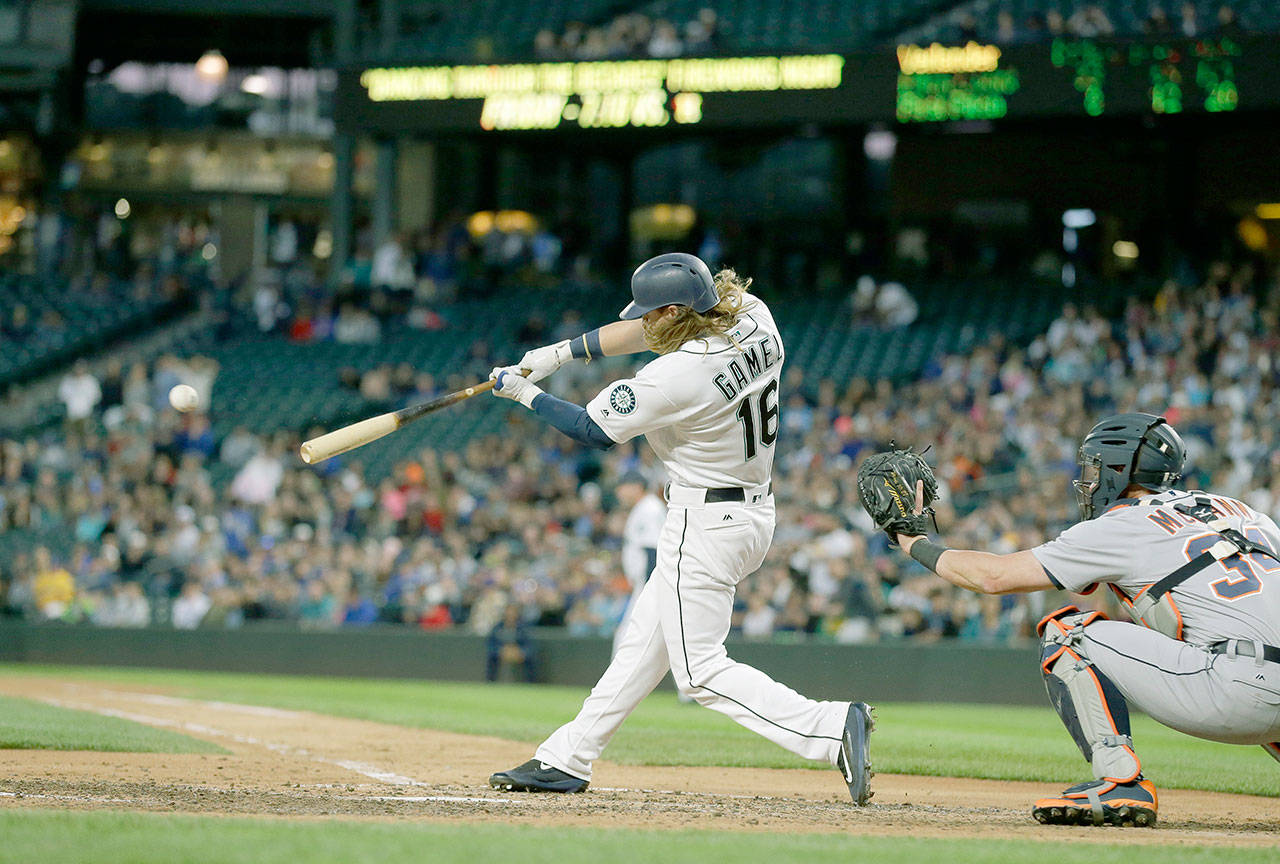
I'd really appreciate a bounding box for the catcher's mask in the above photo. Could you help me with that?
[1074,413,1186,520]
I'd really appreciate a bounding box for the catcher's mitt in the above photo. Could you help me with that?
[857,446,939,543]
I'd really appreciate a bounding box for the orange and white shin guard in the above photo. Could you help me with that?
[1037,606,1141,784]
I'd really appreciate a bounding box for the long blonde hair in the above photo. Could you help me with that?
[643,268,755,355]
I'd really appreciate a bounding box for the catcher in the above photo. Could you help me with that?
[858,414,1280,827]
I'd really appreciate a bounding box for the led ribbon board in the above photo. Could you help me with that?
[337,37,1280,132]
[357,55,845,131]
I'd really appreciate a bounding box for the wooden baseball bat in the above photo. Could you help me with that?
[299,371,525,464]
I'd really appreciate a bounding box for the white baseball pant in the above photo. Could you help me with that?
[536,489,849,780]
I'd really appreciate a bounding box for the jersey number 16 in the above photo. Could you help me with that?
[735,379,779,461]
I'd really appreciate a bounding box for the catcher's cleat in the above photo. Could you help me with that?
[837,702,875,806]
[489,759,589,793]
[1032,777,1157,827]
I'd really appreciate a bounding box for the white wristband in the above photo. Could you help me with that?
[517,380,544,410]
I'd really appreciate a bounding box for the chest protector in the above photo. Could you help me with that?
[1122,497,1279,640]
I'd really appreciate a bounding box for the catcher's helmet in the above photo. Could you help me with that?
[620,253,718,320]
[1074,413,1185,520]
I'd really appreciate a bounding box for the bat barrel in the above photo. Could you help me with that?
[299,374,513,464]
[299,412,400,464]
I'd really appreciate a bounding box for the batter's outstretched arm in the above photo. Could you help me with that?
[489,367,615,449]
[518,321,649,383]
[570,320,648,359]
[898,535,1053,595]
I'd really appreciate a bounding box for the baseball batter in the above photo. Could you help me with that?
[486,252,874,803]
[868,413,1280,826]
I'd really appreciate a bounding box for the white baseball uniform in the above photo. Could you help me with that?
[536,297,850,780]
[612,491,666,657]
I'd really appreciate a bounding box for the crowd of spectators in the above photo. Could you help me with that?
[1,262,199,370]
[533,8,720,62]
[248,213,595,353]
[1,259,1277,650]
[1,300,64,352]
[509,1,1257,62]
[953,2,1246,46]
[517,0,1255,63]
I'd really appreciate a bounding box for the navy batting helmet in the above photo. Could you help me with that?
[620,253,718,320]
[1074,413,1186,520]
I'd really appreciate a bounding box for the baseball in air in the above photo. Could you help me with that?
[168,384,200,413]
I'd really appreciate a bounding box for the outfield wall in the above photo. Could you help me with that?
[0,623,1044,705]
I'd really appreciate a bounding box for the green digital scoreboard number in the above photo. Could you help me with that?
[1049,39,1107,115]
[1049,36,1241,116]
[1133,37,1241,113]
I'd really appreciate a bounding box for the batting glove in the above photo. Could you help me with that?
[517,340,573,384]
[490,366,543,409]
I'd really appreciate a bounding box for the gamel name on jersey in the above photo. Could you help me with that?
[711,334,783,402]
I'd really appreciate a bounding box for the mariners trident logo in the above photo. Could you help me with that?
[609,384,637,415]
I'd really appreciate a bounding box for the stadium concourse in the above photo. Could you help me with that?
[1,248,1276,644]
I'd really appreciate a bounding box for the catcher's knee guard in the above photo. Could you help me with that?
[1038,606,1141,783]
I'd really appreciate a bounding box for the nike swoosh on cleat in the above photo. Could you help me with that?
[539,763,556,771]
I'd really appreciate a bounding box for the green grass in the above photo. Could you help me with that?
[0,694,224,754]
[1,664,1275,796]
[0,811,1271,864]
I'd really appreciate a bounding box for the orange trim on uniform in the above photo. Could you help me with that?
[1037,605,1082,636]
[1062,644,1141,784]
[1041,645,1068,674]
[1065,645,1121,735]
[1110,750,1142,784]
[1109,584,1138,617]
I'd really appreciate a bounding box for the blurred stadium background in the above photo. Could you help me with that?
[0,0,1278,694]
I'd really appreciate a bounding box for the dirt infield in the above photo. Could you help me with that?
[0,676,1276,846]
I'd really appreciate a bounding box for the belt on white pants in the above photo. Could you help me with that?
[1209,639,1280,664]
[665,482,772,508]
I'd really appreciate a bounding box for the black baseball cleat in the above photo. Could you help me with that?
[489,759,589,793]
[837,702,875,805]
[1032,777,1157,827]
